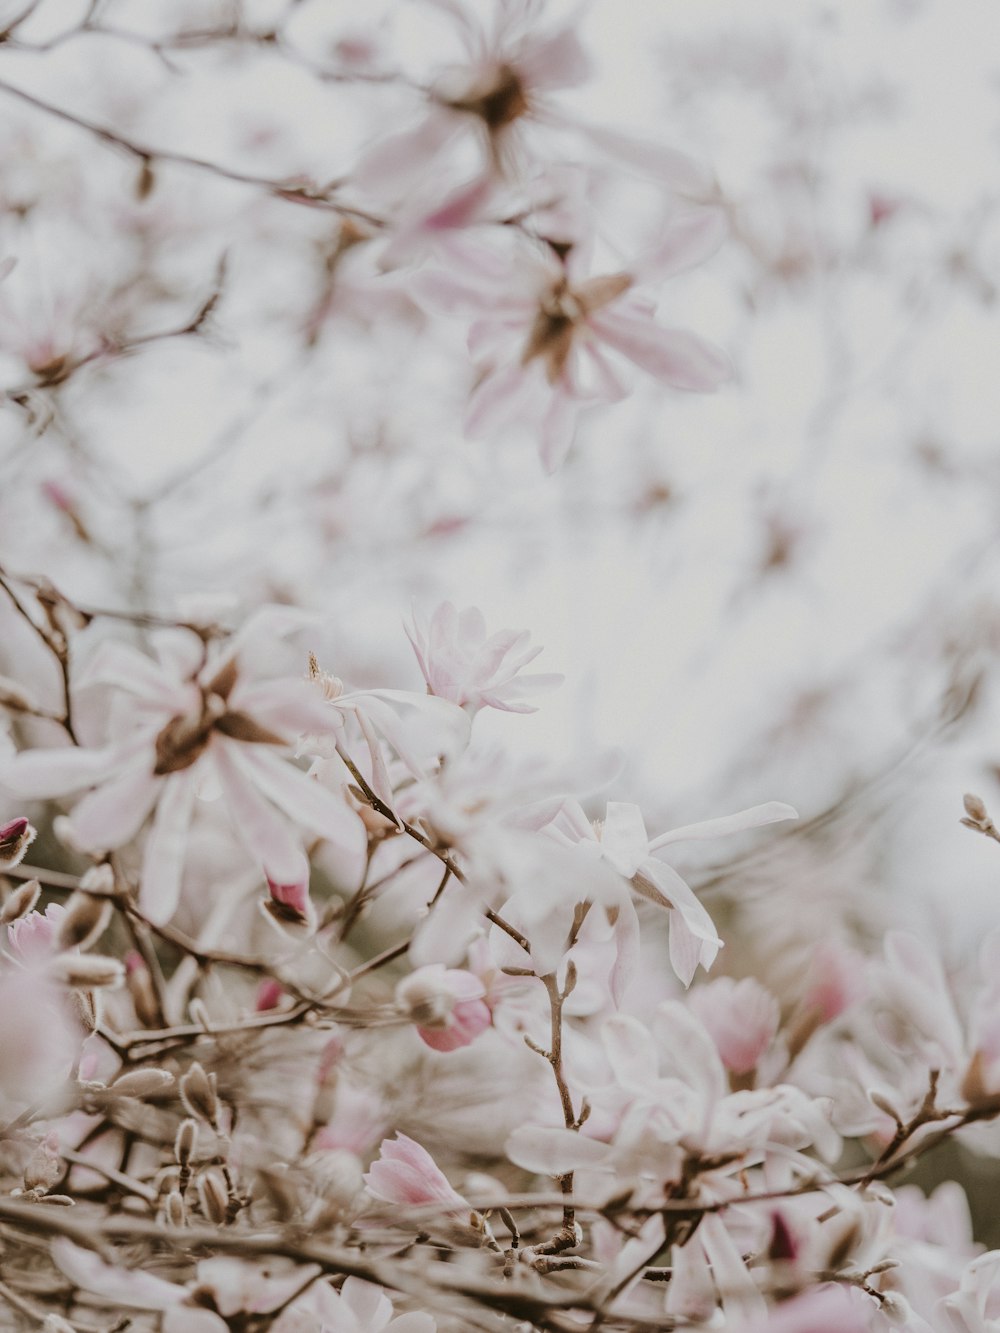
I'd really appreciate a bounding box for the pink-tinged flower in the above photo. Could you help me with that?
[688,976,780,1076]
[275,1275,436,1333]
[0,815,36,870]
[355,0,591,190]
[395,964,492,1052]
[364,1133,468,1210]
[264,859,317,934]
[405,602,562,714]
[801,940,865,1023]
[1,610,367,924]
[417,214,730,471]
[313,1081,387,1157]
[7,901,65,962]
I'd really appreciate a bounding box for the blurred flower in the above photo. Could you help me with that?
[395,964,492,1052]
[689,975,780,1076]
[405,601,562,714]
[364,1132,468,1210]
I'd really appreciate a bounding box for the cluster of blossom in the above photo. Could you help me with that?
[0,0,998,1330]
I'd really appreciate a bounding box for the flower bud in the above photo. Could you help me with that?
[175,1118,198,1167]
[125,952,161,1028]
[0,817,36,870]
[180,1062,220,1127]
[57,892,112,952]
[164,1189,186,1227]
[0,878,41,924]
[197,1167,229,1225]
[964,792,989,823]
[78,864,116,896]
[109,1068,175,1099]
[72,989,100,1033]
[50,954,125,989]
[23,1134,62,1193]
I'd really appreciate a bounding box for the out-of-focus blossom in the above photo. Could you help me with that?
[405,601,562,714]
[0,967,79,1107]
[395,964,492,1052]
[7,901,66,962]
[275,1275,436,1333]
[1,612,368,923]
[417,213,730,470]
[364,1132,468,1210]
[689,975,780,1076]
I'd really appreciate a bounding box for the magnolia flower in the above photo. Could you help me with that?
[405,601,562,714]
[0,611,367,923]
[364,1133,468,1210]
[7,901,65,962]
[355,0,591,190]
[395,964,492,1052]
[689,976,780,1077]
[275,1276,436,1333]
[417,213,730,470]
[531,797,797,985]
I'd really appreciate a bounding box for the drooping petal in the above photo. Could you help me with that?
[506,1124,609,1175]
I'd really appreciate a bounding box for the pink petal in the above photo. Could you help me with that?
[66,759,161,851]
[211,744,306,883]
[227,744,366,852]
[637,207,728,283]
[589,311,732,390]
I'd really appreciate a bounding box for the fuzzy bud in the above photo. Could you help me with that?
[175,1118,198,1167]
[42,1317,76,1333]
[125,952,161,1028]
[50,954,125,989]
[57,892,112,951]
[196,1168,229,1225]
[72,989,100,1033]
[164,1189,186,1227]
[867,1089,902,1123]
[964,792,989,823]
[180,1062,220,1127]
[78,864,117,897]
[109,1068,175,1099]
[23,1135,62,1193]
[0,817,36,871]
[0,878,41,924]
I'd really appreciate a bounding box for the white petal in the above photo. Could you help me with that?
[228,744,365,852]
[600,802,649,877]
[51,1239,184,1311]
[648,801,798,851]
[67,759,161,851]
[1,745,119,799]
[506,1125,609,1175]
[139,772,197,925]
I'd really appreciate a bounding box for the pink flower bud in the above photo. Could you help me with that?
[395,965,492,1053]
[264,870,316,933]
[8,903,66,962]
[688,976,779,1076]
[802,941,864,1023]
[0,817,36,871]
[364,1132,468,1210]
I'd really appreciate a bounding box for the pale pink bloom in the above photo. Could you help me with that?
[395,964,492,1052]
[275,1276,436,1333]
[364,1132,468,1210]
[405,601,562,714]
[801,940,865,1022]
[532,796,797,985]
[417,214,730,470]
[737,1284,872,1333]
[355,0,591,191]
[689,976,780,1076]
[7,901,65,962]
[2,611,367,923]
[0,814,36,869]
[941,1252,1000,1333]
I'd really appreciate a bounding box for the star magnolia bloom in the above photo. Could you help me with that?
[532,797,797,985]
[395,964,492,1052]
[364,1133,468,1211]
[1,611,366,924]
[417,212,730,471]
[405,601,562,714]
[688,976,780,1076]
[275,1276,437,1333]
